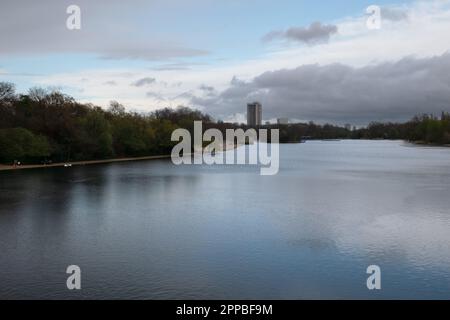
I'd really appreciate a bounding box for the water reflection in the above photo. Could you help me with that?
[0,141,449,299]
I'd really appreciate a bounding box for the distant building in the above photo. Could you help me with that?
[265,121,271,125]
[247,102,262,127]
[277,118,289,125]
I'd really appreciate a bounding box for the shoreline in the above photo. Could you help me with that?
[2,139,448,172]
[0,141,242,172]
[0,154,172,172]
[410,140,450,147]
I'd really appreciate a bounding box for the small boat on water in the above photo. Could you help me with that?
[64,163,72,167]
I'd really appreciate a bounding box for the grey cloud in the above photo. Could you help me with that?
[132,77,156,87]
[146,91,166,101]
[190,53,450,125]
[263,22,338,45]
[104,81,117,86]
[174,91,195,100]
[382,7,409,21]
[198,84,217,98]
[199,84,214,92]
[0,0,207,60]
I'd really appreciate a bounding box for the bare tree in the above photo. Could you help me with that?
[108,100,126,115]
[28,87,48,103]
[0,82,16,103]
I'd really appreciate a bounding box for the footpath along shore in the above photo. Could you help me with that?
[0,154,172,171]
[0,141,245,172]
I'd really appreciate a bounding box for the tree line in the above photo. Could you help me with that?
[269,113,450,144]
[0,82,210,164]
[1,82,449,165]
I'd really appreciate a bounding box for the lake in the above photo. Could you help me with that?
[0,140,449,299]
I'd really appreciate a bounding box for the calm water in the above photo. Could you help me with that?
[0,140,450,299]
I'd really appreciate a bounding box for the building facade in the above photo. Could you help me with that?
[247,102,262,127]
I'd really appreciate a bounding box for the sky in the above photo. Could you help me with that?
[1,0,450,125]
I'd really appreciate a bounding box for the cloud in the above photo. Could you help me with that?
[17,0,450,120]
[146,91,166,101]
[0,0,207,60]
[382,7,409,21]
[199,84,214,91]
[151,64,191,71]
[103,81,117,86]
[190,53,450,125]
[263,22,338,45]
[199,84,216,93]
[132,77,156,87]
[150,62,206,71]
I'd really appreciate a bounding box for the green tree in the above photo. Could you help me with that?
[77,109,113,159]
[0,128,50,163]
